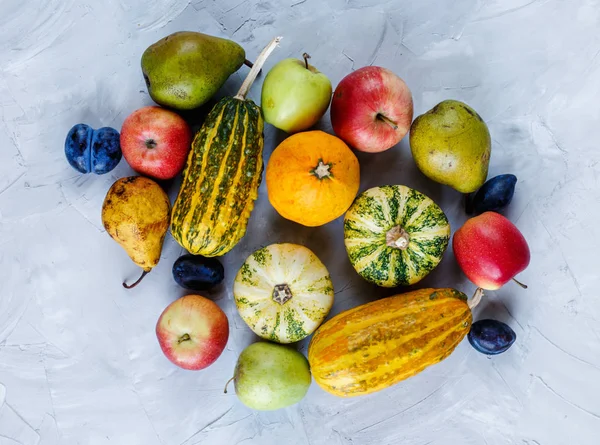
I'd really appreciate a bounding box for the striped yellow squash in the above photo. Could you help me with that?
[234,243,334,344]
[344,185,450,287]
[170,37,281,257]
[308,288,472,397]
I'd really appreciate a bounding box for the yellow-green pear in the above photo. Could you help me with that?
[409,100,491,193]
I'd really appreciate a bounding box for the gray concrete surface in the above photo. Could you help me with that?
[1,0,599,443]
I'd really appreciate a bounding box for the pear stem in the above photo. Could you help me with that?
[224,377,234,394]
[468,287,485,310]
[376,113,398,130]
[303,52,311,69]
[123,270,149,289]
[243,59,262,75]
[512,278,528,289]
[235,37,282,100]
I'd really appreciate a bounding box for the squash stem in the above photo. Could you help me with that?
[235,36,282,100]
[224,377,234,394]
[386,226,410,250]
[123,270,149,289]
[468,287,484,309]
[512,278,528,289]
[244,59,262,75]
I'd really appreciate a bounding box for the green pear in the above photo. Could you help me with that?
[141,31,246,110]
[409,100,491,193]
[226,342,311,411]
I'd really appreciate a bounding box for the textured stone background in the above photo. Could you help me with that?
[1,0,599,444]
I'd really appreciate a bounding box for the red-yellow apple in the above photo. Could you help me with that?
[330,66,413,153]
[453,212,530,290]
[120,106,191,180]
[156,294,228,370]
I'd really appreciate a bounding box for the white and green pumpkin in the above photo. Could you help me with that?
[344,185,450,287]
[233,243,334,344]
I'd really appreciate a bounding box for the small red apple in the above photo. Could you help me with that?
[156,294,229,370]
[330,66,413,153]
[120,106,191,180]
[453,212,530,290]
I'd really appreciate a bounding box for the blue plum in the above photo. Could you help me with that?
[91,127,122,174]
[172,254,224,291]
[470,174,517,214]
[65,124,92,173]
[468,319,516,355]
[65,124,121,174]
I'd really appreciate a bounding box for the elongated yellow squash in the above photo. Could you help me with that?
[170,37,281,256]
[308,288,472,397]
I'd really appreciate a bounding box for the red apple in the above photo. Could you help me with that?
[156,294,229,370]
[120,106,191,180]
[330,66,413,153]
[453,212,530,290]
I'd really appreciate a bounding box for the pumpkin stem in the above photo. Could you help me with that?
[303,52,311,70]
[235,36,282,100]
[312,160,332,179]
[123,270,149,289]
[224,377,234,394]
[468,287,484,309]
[376,113,398,130]
[512,278,528,289]
[386,226,410,250]
[272,283,293,305]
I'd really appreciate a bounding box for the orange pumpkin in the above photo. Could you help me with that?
[266,130,360,227]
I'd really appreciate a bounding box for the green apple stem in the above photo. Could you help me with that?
[243,59,262,75]
[235,36,282,100]
[512,278,528,289]
[122,270,149,289]
[224,376,234,394]
[303,52,311,69]
[468,287,484,310]
[377,113,398,130]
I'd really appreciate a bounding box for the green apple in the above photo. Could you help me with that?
[261,54,332,133]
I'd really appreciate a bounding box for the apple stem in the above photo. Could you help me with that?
[243,59,262,75]
[512,278,528,289]
[235,37,282,100]
[376,113,398,130]
[178,333,191,344]
[224,377,234,394]
[122,270,149,289]
[303,52,311,70]
[468,287,484,310]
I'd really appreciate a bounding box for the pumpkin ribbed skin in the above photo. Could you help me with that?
[170,97,264,257]
[308,288,472,397]
[344,185,450,287]
[234,243,334,343]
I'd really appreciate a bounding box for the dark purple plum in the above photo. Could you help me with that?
[172,254,224,291]
[65,123,93,173]
[469,174,517,215]
[64,124,121,174]
[91,127,122,174]
[468,319,516,355]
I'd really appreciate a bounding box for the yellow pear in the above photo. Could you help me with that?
[101,176,170,288]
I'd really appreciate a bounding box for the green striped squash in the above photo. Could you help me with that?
[170,37,281,257]
[344,185,450,287]
[234,243,334,344]
[170,97,263,256]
